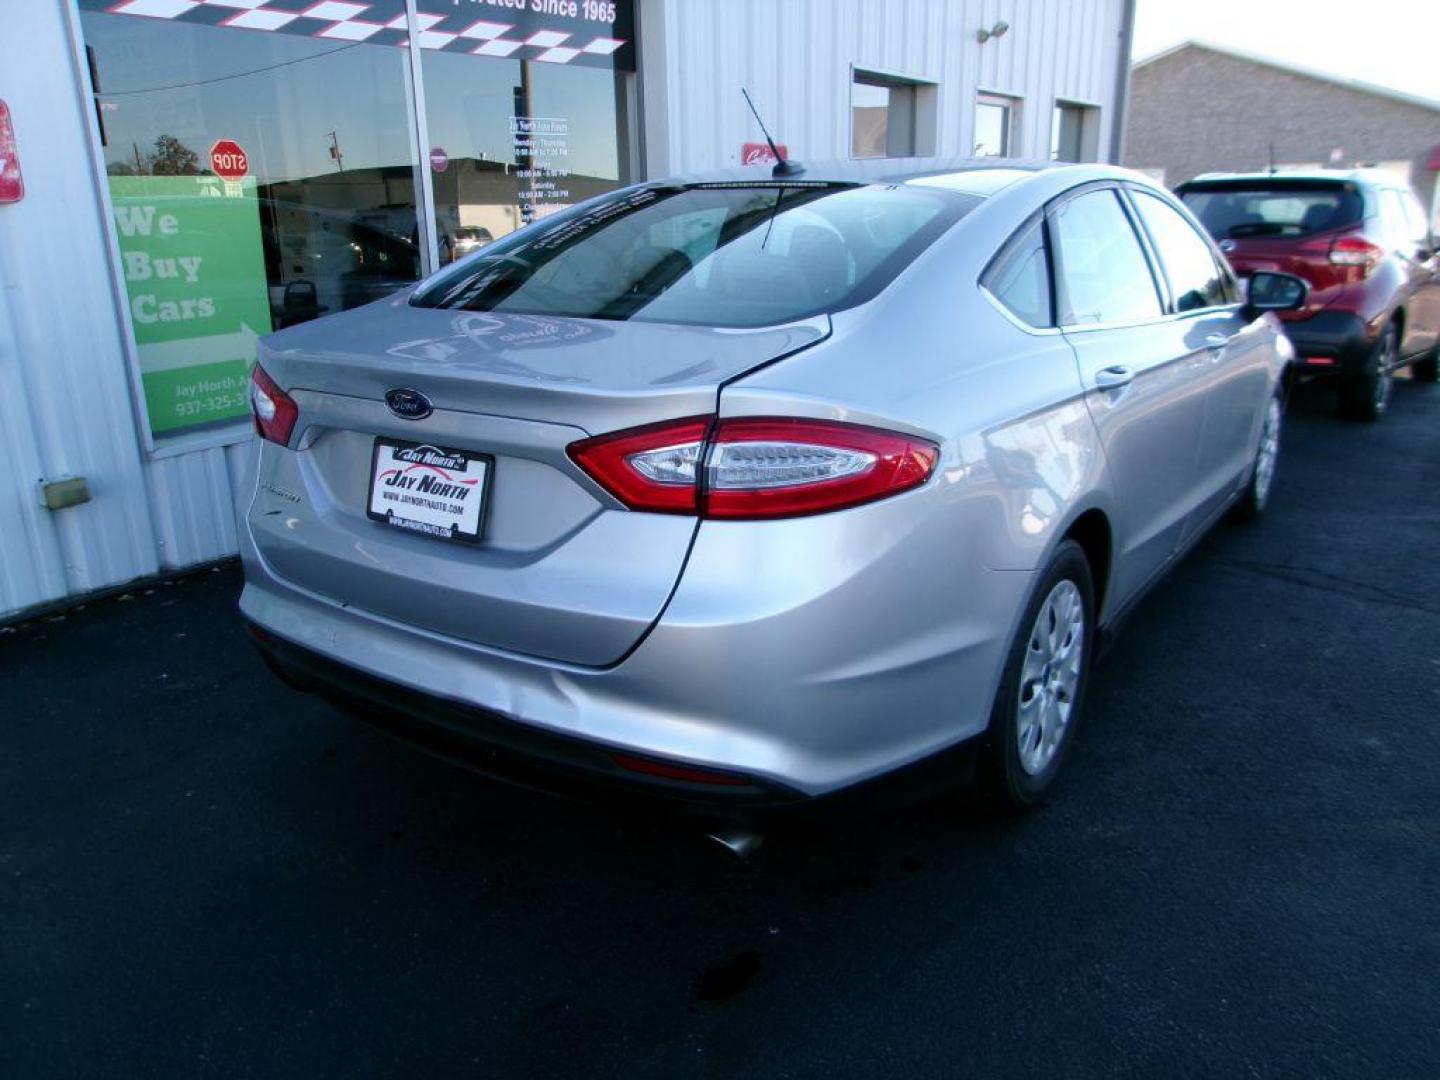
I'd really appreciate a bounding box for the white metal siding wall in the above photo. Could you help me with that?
[1,0,1125,621]
[0,3,253,620]
[641,0,1126,175]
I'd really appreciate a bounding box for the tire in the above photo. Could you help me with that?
[1231,392,1284,523]
[1412,347,1439,383]
[977,539,1095,813]
[1340,322,1398,421]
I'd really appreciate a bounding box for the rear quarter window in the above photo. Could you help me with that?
[982,216,1052,327]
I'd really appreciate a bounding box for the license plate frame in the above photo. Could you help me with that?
[366,438,490,545]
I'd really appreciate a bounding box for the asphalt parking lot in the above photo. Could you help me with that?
[4,378,1439,1078]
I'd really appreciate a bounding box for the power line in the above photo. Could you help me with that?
[95,41,364,97]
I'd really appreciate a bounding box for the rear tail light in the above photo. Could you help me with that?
[250,363,299,446]
[1328,235,1382,277]
[704,419,936,519]
[568,416,938,520]
[567,416,711,513]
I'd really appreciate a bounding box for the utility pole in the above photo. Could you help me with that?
[327,130,344,172]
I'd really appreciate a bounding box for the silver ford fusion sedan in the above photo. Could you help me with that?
[240,160,1305,822]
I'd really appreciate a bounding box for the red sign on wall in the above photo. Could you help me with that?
[0,100,23,204]
[742,141,789,167]
[209,139,249,181]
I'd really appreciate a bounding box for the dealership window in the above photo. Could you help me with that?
[1050,101,1099,162]
[76,0,635,448]
[851,71,935,159]
[78,1,421,443]
[974,94,1018,158]
[419,47,630,268]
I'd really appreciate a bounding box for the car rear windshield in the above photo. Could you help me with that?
[410,182,979,328]
[1179,181,1364,241]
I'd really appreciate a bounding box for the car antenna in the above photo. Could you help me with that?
[742,88,802,178]
[1268,141,1276,176]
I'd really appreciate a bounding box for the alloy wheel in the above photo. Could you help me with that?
[1375,327,1397,414]
[1016,579,1086,776]
[1253,396,1282,509]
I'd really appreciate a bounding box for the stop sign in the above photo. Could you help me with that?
[210,139,249,181]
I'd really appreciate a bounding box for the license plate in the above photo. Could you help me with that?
[367,439,489,544]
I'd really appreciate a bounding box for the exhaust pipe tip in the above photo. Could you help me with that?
[704,828,765,860]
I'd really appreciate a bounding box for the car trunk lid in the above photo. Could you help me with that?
[247,300,828,666]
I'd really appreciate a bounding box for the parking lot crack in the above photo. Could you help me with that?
[1213,556,1440,618]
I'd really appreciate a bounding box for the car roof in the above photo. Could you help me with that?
[659,158,1143,199]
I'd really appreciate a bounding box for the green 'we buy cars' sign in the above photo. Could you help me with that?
[108,175,271,438]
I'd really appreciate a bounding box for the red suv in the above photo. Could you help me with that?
[1177,170,1440,420]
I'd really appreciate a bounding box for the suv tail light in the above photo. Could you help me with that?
[1328,235,1382,278]
[250,363,299,446]
[568,416,937,520]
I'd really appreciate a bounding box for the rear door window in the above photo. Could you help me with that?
[412,183,979,328]
[1130,191,1230,312]
[1179,181,1364,241]
[1050,188,1163,326]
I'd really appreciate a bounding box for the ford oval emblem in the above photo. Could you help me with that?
[1219,239,1237,254]
[385,388,432,420]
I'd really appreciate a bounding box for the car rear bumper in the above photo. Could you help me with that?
[1281,310,1377,373]
[246,619,807,814]
[238,491,1035,802]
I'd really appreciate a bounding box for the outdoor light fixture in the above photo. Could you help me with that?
[977,20,1010,43]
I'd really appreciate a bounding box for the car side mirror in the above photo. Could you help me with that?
[1245,271,1308,314]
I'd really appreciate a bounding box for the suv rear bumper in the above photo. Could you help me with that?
[1281,310,1377,373]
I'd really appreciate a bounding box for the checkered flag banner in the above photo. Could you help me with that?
[83,1,635,71]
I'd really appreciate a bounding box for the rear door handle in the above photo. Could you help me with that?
[1094,365,1134,390]
[1205,333,1231,350]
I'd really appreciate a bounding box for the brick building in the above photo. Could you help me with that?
[1125,41,1440,222]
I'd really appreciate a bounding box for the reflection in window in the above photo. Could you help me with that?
[421,52,629,267]
[83,7,422,328]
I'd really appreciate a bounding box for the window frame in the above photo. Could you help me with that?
[974,91,1021,158]
[849,67,937,160]
[1049,98,1101,163]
